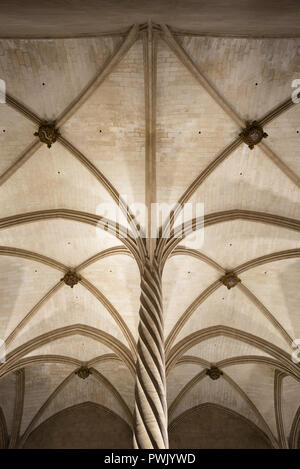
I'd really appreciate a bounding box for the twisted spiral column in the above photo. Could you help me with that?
[133,256,169,449]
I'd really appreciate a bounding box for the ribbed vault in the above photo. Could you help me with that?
[0,21,300,449]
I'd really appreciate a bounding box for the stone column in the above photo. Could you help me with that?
[133,256,169,449]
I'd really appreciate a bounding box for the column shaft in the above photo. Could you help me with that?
[133,257,168,449]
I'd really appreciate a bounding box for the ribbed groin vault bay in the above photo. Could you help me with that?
[0,20,300,450]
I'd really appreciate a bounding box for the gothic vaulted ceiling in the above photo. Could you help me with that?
[0,18,300,448]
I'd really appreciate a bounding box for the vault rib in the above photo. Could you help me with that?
[162,210,300,264]
[0,246,66,272]
[258,97,296,127]
[1,25,146,259]
[289,406,300,448]
[160,24,245,127]
[157,137,243,252]
[0,246,137,358]
[80,277,137,359]
[165,280,222,354]
[0,23,300,448]
[223,372,279,448]
[167,364,278,448]
[91,367,133,427]
[258,142,300,188]
[235,249,300,274]
[1,113,144,257]
[5,94,41,125]
[0,140,43,187]
[237,284,293,347]
[1,355,81,374]
[174,355,210,369]
[57,137,146,256]
[18,370,75,448]
[157,142,300,260]
[157,31,300,257]
[2,354,124,377]
[179,355,296,379]
[88,353,122,367]
[0,406,8,448]
[168,26,300,39]
[0,325,135,379]
[219,356,295,374]
[0,209,140,266]
[76,246,132,271]
[143,21,157,261]
[4,282,64,350]
[2,25,138,134]
[171,246,226,273]
[274,370,288,448]
[168,369,206,419]
[55,25,139,127]
[19,364,134,448]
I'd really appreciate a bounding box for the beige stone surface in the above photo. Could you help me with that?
[62,40,146,211]
[240,258,300,340]
[170,374,263,432]
[0,143,118,219]
[0,105,36,176]
[180,36,300,119]
[0,256,61,342]
[20,362,76,434]
[169,404,273,449]
[1,1,300,37]
[0,37,122,118]
[281,376,300,439]
[190,145,300,219]
[225,363,277,436]
[0,21,299,448]
[93,360,135,410]
[81,255,140,339]
[24,335,114,362]
[0,372,16,436]
[163,254,220,337]
[23,402,132,449]
[10,281,128,351]
[175,284,291,353]
[32,372,131,430]
[181,220,300,268]
[0,219,123,267]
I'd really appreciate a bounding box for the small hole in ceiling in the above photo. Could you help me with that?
[297,130,299,134]
[57,171,61,174]
[99,129,102,133]
[2,129,5,133]
[240,172,243,175]
[188,271,191,274]
[222,298,224,300]
[35,270,37,273]
[109,270,112,273]
[198,131,201,134]
[229,243,232,246]
[264,271,267,274]
[255,83,258,86]
[67,242,71,245]
[42,82,46,86]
